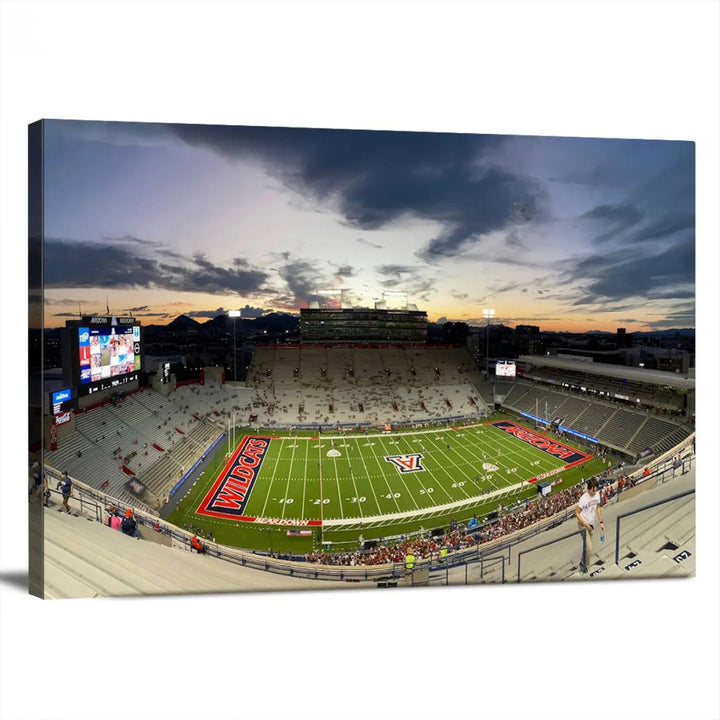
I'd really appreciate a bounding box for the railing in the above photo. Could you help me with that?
[512,481,695,581]
[45,486,104,523]
[515,528,586,582]
[429,551,509,585]
[613,488,695,565]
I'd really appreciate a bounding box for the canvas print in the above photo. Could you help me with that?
[28,121,696,598]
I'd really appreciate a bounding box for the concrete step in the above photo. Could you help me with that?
[626,503,695,556]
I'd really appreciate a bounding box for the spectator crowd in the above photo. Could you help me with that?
[302,471,653,568]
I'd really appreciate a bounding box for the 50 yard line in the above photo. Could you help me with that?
[373,435,422,511]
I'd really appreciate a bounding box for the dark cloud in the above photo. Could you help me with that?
[492,281,521,294]
[356,237,383,249]
[581,204,644,225]
[186,308,228,319]
[374,264,435,298]
[168,124,545,263]
[156,248,184,260]
[376,264,416,279]
[123,305,149,313]
[644,306,695,330]
[580,203,693,250]
[327,262,354,279]
[568,235,694,306]
[127,311,169,318]
[630,213,694,243]
[581,203,644,244]
[102,234,156,246]
[275,258,323,307]
[43,238,269,296]
[238,304,268,318]
[44,296,91,306]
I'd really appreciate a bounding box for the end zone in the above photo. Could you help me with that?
[196,435,271,521]
[196,435,322,526]
[490,420,592,474]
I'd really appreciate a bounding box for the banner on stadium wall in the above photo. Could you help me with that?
[529,466,565,484]
[49,416,58,451]
[519,411,599,444]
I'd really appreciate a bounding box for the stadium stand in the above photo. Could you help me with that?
[36,421,694,595]
[498,376,690,461]
[42,505,376,598]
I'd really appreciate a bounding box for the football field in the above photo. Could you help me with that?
[170,418,601,552]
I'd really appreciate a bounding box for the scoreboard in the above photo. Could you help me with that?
[495,360,516,377]
[63,316,143,397]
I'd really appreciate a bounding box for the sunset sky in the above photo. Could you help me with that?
[40,120,695,332]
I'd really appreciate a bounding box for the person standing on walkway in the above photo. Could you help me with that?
[57,471,72,514]
[574,477,605,572]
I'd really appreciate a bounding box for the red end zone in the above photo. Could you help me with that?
[489,420,593,482]
[196,436,321,526]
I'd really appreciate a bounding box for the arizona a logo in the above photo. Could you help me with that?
[385,453,425,473]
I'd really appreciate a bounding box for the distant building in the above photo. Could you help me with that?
[299,307,427,344]
[616,327,633,348]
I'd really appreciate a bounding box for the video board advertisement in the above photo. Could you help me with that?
[495,360,516,377]
[78,325,141,387]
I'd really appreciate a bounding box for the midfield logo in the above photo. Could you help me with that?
[385,453,425,473]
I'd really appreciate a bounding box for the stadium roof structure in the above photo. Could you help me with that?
[518,354,695,390]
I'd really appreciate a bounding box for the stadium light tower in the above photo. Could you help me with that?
[483,308,495,374]
[229,310,241,381]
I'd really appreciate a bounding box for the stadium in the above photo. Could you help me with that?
[30,300,696,598]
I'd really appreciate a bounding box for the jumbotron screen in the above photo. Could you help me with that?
[495,360,516,377]
[78,325,141,386]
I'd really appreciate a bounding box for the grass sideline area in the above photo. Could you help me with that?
[167,414,606,555]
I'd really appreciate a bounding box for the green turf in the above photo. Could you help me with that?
[167,414,606,555]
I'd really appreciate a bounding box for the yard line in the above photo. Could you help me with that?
[356,435,408,513]
[448,428,503,494]
[460,425,539,486]
[300,437,308,516]
[259,436,286,517]
[457,433,514,493]
[330,436,355,520]
[421,433,475,502]
[280,436,299,519]
[318,437,329,522]
[343,438,383,517]
[486,426,542,470]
